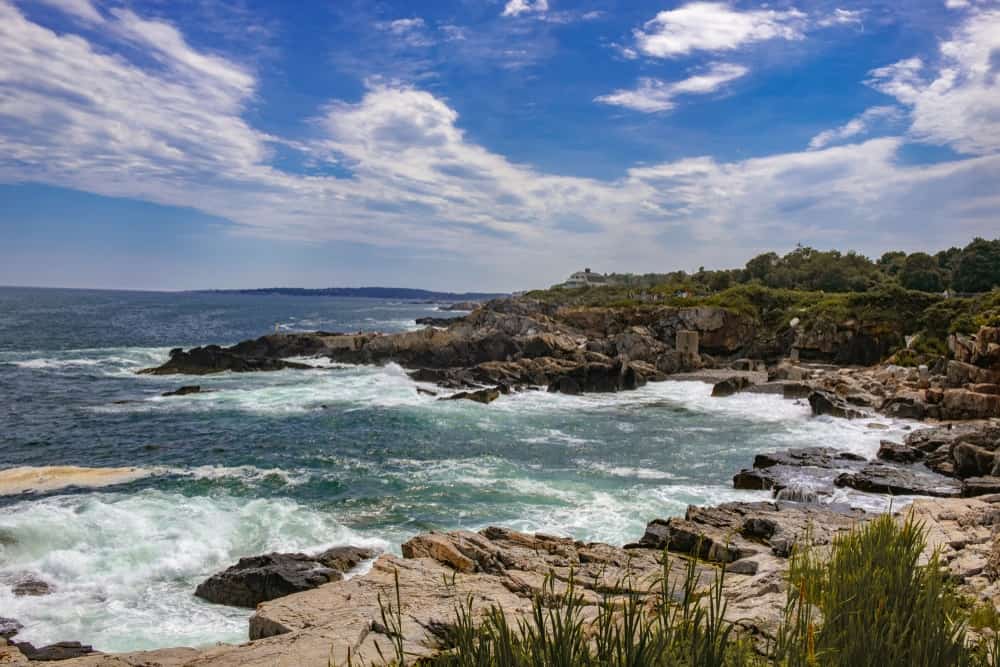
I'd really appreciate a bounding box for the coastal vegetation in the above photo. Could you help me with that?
[361,515,1000,667]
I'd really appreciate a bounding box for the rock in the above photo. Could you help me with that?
[11,574,51,596]
[881,394,927,420]
[0,618,22,640]
[439,301,480,311]
[13,641,94,661]
[834,463,962,497]
[962,477,1000,497]
[946,360,1000,387]
[161,385,204,397]
[711,376,751,397]
[732,468,776,490]
[808,389,867,419]
[953,442,999,478]
[141,344,314,375]
[415,316,465,327]
[415,387,438,397]
[441,387,501,404]
[940,389,1000,420]
[194,546,377,608]
[877,440,925,464]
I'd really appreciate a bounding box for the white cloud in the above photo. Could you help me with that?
[633,2,807,58]
[595,63,748,113]
[808,105,901,149]
[375,17,434,47]
[0,0,998,286]
[28,0,103,23]
[502,0,549,18]
[866,9,1000,155]
[816,8,864,27]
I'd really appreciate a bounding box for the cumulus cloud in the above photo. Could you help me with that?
[809,106,901,149]
[595,63,748,113]
[632,2,808,58]
[502,0,549,18]
[0,0,998,285]
[866,9,1000,155]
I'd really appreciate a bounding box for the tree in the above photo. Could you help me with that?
[900,252,944,292]
[952,238,1000,293]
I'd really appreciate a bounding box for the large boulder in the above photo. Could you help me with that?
[808,389,867,419]
[12,641,94,661]
[195,546,377,608]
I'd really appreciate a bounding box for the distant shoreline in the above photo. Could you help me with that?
[0,285,508,301]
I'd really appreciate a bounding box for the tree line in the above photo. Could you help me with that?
[605,237,1000,294]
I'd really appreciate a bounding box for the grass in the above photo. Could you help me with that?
[343,513,1000,666]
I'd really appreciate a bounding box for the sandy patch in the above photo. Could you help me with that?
[0,466,154,496]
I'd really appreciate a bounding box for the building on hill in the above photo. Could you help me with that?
[559,268,609,288]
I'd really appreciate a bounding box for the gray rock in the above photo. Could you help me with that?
[0,617,22,639]
[195,546,377,608]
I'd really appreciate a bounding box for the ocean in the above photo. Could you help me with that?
[0,286,912,652]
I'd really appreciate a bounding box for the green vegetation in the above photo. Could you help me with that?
[350,515,1000,667]
[538,237,1000,300]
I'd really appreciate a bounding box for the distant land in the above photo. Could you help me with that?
[201,287,508,301]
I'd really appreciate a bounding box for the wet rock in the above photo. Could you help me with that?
[13,641,94,661]
[877,440,925,464]
[834,462,962,497]
[141,344,313,375]
[0,617,22,640]
[808,389,867,419]
[161,385,204,397]
[11,574,52,597]
[415,387,438,396]
[441,387,501,404]
[711,376,751,397]
[732,468,776,490]
[195,546,377,608]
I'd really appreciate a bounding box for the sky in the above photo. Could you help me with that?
[0,0,998,292]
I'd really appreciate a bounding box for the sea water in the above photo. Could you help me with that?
[0,287,914,651]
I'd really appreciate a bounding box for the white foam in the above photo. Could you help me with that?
[0,490,386,653]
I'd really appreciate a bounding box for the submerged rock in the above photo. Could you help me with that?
[11,574,52,597]
[440,387,502,404]
[0,617,22,639]
[161,385,205,397]
[195,546,377,608]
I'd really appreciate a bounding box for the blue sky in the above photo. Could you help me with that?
[0,0,998,291]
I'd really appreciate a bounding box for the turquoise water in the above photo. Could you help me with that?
[0,287,909,651]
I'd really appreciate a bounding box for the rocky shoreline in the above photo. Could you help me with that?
[4,297,998,665]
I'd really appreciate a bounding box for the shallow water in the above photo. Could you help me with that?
[0,287,911,651]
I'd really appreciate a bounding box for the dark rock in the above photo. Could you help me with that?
[877,440,925,464]
[441,387,501,404]
[195,546,377,608]
[162,385,204,397]
[415,387,438,397]
[808,389,867,419]
[963,477,1000,497]
[415,316,465,327]
[834,463,962,497]
[732,468,777,490]
[881,395,927,420]
[14,641,94,661]
[711,376,751,397]
[0,617,22,640]
[953,442,998,478]
[141,344,313,376]
[774,486,821,504]
[12,574,51,596]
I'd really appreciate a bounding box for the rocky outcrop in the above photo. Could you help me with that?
[793,319,901,366]
[807,389,869,419]
[732,445,963,499]
[195,546,377,608]
[141,345,313,375]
